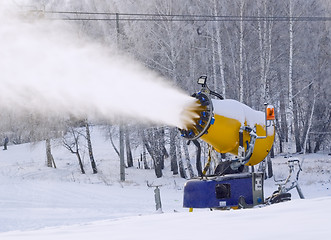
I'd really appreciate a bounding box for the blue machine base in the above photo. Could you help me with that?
[183,173,263,208]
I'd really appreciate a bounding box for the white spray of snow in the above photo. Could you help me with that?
[0,2,195,128]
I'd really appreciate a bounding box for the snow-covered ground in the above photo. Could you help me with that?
[0,127,330,239]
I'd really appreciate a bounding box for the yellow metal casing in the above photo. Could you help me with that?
[189,99,275,166]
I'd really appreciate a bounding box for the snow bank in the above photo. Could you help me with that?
[1,197,330,240]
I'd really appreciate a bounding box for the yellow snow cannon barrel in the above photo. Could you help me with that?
[180,92,275,166]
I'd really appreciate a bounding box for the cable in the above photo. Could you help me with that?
[30,10,331,22]
[46,17,331,22]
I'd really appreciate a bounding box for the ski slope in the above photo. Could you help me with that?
[0,127,330,239]
[1,198,330,240]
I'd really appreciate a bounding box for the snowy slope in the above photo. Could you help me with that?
[1,197,330,240]
[0,127,330,239]
[0,128,187,232]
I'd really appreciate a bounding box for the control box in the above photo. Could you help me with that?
[183,172,264,209]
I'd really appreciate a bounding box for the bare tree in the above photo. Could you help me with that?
[63,126,85,174]
[141,128,163,178]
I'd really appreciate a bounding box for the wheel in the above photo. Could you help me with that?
[269,192,291,204]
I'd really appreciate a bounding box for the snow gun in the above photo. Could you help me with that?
[180,76,276,210]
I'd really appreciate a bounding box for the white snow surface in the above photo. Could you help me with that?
[212,99,274,135]
[212,99,266,127]
[212,99,265,126]
[0,127,330,240]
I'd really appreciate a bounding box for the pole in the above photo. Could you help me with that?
[154,186,162,212]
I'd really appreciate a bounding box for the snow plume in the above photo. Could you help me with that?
[0,2,196,129]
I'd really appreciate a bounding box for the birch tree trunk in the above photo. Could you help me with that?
[182,138,195,179]
[277,94,289,153]
[258,0,273,104]
[211,32,218,92]
[158,128,166,170]
[169,128,178,175]
[119,124,125,181]
[213,0,226,97]
[142,129,163,178]
[301,86,316,154]
[258,11,265,102]
[142,144,150,169]
[293,99,301,152]
[76,152,85,175]
[314,112,331,153]
[192,140,202,176]
[46,138,56,168]
[125,125,133,168]
[85,121,97,174]
[177,136,187,179]
[287,0,295,143]
[239,0,244,102]
[108,126,120,158]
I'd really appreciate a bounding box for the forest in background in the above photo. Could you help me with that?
[0,0,330,178]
